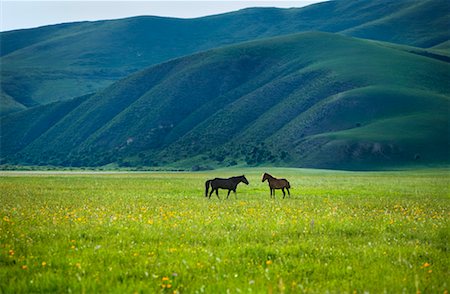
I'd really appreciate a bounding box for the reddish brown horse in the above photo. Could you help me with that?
[262,173,291,198]
[205,175,249,200]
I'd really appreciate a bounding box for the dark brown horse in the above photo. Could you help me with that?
[262,173,291,198]
[205,175,249,199]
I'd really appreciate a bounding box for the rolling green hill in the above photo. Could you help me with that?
[2,32,449,169]
[0,90,27,115]
[1,0,448,115]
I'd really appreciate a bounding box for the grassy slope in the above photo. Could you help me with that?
[288,88,449,169]
[431,40,450,56]
[1,0,448,110]
[0,170,448,292]
[0,94,92,157]
[161,33,449,168]
[0,91,26,116]
[342,0,450,48]
[3,32,449,169]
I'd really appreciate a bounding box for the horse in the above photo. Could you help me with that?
[262,173,291,198]
[205,175,249,199]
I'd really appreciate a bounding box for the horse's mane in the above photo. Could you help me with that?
[263,173,275,179]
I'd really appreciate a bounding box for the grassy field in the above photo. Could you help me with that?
[0,168,448,293]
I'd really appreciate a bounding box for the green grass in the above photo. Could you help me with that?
[1,168,448,293]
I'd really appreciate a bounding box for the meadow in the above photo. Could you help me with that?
[0,168,448,293]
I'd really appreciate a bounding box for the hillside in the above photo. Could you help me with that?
[1,0,448,115]
[2,32,449,169]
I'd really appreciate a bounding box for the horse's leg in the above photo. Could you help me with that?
[209,188,214,199]
[215,189,221,200]
[227,189,231,199]
[287,188,291,197]
[282,188,286,199]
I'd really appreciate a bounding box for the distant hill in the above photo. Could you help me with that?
[2,32,449,169]
[1,0,448,115]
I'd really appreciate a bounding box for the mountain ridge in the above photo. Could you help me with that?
[2,32,448,169]
[1,0,448,115]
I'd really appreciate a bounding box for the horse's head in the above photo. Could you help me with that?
[262,173,269,182]
[241,175,249,185]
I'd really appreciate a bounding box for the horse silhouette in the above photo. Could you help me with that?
[205,175,249,199]
[262,173,291,198]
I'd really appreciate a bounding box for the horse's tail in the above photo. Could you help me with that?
[205,180,211,197]
[286,180,291,189]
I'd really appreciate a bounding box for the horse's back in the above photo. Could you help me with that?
[270,178,290,189]
[212,178,227,184]
[211,178,230,188]
[211,177,241,189]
